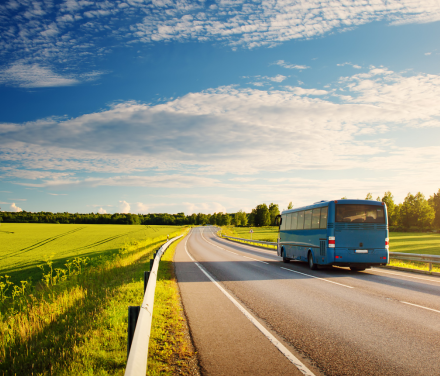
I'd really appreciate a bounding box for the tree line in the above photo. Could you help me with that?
[376,190,440,231]
[1,189,439,231]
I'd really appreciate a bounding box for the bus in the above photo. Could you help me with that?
[277,199,389,271]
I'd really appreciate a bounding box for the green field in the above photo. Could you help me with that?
[0,223,182,287]
[0,224,192,375]
[225,226,440,255]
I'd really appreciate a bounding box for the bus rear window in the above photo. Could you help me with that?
[336,204,385,224]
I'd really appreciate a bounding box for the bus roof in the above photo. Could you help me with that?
[281,199,384,215]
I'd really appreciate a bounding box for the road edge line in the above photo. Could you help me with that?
[184,235,316,376]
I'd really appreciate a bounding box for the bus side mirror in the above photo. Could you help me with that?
[275,215,282,227]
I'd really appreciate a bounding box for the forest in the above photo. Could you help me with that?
[1,190,439,231]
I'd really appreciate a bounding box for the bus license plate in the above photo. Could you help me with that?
[355,250,368,253]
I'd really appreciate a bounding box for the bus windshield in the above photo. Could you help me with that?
[336,204,385,224]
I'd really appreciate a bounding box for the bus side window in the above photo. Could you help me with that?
[304,210,312,229]
[311,208,320,229]
[320,207,328,229]
[291,212,298,230]
[280,215,286,230]
[297,211,304,229]
[285,214,291,230]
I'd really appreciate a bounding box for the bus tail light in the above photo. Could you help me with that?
[385,238,389,249]
[335,255,341,259]
[328,236,335,248]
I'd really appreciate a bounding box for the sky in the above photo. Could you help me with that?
[1,0,440,215]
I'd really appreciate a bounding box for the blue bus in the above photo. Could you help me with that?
[277,199,389,271]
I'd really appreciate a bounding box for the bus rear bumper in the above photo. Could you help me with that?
[330,262,386,268]
[330,248,389,265]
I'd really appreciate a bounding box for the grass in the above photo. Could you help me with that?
[0,226,196,375]
[147,235,198,375]
[222,226,440,273]
[388,232,440,255]
[226,226,278,242]
[0,223,180,287]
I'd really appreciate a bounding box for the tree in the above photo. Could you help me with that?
[287,202,293,209]
[268,203,280,226]
[215,212,223,226]
[381,191,396,226]
[196,213,208,225]
[248,210,255,226]
[222,213,231,226]
[376,196,381,201]
[235,210,248,226]
[365,193,373,200]
[253,204,271,227]
[428,189,440,229]
[400,192,434,229]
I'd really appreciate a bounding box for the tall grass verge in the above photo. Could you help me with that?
[0,230,189,375]
[147,233,199,375]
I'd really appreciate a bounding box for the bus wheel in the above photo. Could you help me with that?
[308,252,318,270]
[350,267,366,272]
[282,248,290,263]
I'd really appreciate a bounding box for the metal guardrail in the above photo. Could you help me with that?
[222,235,276,248]
[389,252,440,272]
[125,235,183,376]
[221,235,440,272]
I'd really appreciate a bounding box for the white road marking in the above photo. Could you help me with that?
[184,235,316,376]
[400,301,440,314]
[371,268,440,284]
[203,229,352,288]
[201,230,269,265]
[280,267,354,289]
[218,236,278,256]
[242,255,269,265]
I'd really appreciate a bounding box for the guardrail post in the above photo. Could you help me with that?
[429,262,432,272]
[127,306,140,359]
[150,258,154,272]
[144,271,150,293]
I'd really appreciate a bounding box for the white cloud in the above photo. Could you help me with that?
[1,67,440,200]
[0,0,439,76]
[337,62,362,69]
[425,52,432,56]
[119,200,130,213]
[284,86,328,96]
[263,74,287,82]
[97,207,107,214]
[229,177,257,182]
[0,63,79,88]
[10,202,22,212]
[133,202,149,213]
[183,202,227,215]
[272,60,310,70]
[0,63,105,88]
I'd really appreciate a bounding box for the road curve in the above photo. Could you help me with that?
[174,227,440,376]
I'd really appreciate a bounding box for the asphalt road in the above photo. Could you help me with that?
[174,227,440,376]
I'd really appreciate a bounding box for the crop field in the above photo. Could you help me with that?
[0,224,190,375]
[0,223,180,287]
[226,226,440,255]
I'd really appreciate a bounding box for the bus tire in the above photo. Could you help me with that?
[350,267,366,272]
[308,251,318,270]
[282,248,290,263]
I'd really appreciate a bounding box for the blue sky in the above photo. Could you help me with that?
[1,0,440,215]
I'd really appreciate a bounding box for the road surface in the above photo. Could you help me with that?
[174,227,440,375]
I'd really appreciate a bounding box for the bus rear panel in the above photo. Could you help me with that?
[279,199,389,270]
